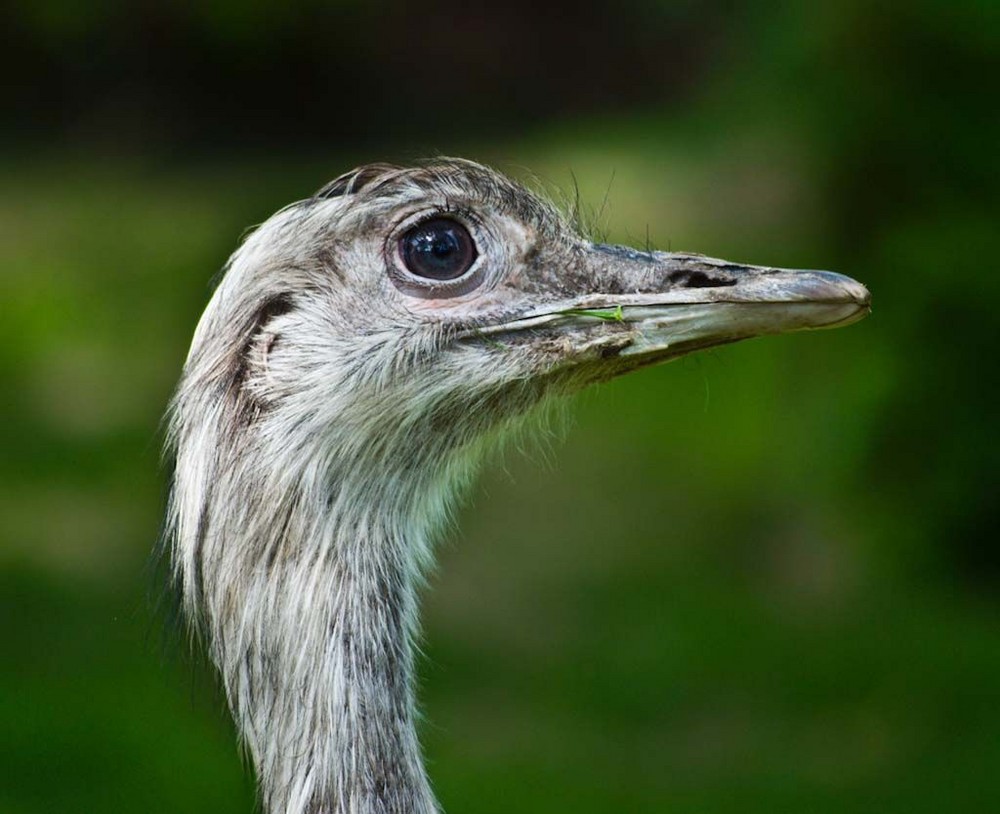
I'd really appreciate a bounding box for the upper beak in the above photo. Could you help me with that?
[478,244,871,364]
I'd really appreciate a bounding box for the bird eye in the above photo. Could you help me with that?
[399,218,478,281]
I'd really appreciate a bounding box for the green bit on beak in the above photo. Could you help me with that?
[556,305,624,322]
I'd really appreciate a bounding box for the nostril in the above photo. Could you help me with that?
[685,271,717,288]
[668,269,737,289]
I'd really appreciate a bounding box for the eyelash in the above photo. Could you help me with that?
[438,201,482,229]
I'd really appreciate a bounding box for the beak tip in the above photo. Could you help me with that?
[811,270,870,304]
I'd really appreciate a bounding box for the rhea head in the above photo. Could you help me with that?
[165,158,870,814]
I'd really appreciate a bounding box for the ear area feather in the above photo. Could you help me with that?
[230,293,296,391]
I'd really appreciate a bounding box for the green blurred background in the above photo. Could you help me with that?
[3,2,998,812]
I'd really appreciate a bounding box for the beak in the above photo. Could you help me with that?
[478,244,871,366]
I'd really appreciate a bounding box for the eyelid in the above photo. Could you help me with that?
[441,204,485,231]
[390,204,481,238]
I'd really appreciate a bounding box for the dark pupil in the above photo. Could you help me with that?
[401,218,476,281]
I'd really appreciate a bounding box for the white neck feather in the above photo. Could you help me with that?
[242,504,438,814]
[168,397,467,813]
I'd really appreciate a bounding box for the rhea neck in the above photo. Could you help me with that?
[210,445,452,814]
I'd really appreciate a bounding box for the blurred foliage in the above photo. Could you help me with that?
[2,1,999,813]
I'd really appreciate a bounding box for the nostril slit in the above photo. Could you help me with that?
[670,270,738,288]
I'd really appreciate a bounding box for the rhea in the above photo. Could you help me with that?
[164,159,870,814]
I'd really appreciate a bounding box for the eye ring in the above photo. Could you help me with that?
[398,217,478,282]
